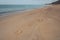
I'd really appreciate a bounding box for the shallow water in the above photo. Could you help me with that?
[0,5,45,14]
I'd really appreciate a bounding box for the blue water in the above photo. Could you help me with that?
[0,5,45,15]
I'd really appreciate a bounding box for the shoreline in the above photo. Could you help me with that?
[0,5,49,21]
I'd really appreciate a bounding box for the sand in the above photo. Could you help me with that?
[0,5,60,40]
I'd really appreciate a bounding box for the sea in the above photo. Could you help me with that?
[0,5,46,16]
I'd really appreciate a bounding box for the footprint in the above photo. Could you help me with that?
[15,29,23,36]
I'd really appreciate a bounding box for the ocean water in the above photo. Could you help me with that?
[0,5,45,15]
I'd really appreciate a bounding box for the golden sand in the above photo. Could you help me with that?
[0,5,60,40]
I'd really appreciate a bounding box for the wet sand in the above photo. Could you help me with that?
[0,5,60,40]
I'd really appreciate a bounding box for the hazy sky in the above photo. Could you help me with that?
[0,0,57,4]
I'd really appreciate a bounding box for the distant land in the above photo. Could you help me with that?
[51,0,60,4]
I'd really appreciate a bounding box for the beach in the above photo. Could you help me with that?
[0,5,60,40]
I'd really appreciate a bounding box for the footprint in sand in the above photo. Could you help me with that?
[15,29,23,36]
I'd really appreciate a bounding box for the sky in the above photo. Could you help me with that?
[0,0,57,5]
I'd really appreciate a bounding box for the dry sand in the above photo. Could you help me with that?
[0,5,60,40]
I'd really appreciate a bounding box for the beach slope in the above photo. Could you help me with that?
[0,5,60,40]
